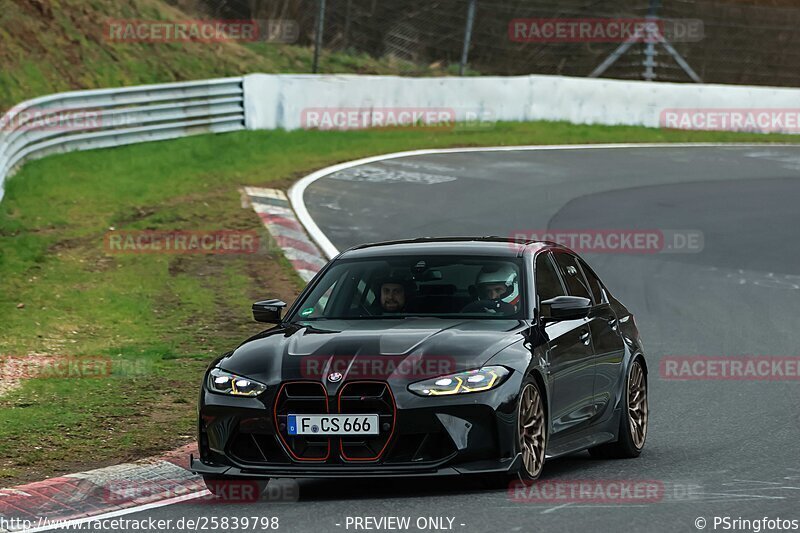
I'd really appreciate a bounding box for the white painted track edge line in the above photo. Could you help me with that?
[286,142,796,261]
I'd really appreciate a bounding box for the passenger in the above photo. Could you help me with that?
[462,264,520,314]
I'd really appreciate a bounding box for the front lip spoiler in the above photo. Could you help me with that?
[189,454,522,479]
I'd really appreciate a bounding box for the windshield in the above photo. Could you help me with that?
[289,255,525,320]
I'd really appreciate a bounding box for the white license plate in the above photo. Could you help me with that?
[287,414,379,436]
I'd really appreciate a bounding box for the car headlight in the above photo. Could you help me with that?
[207,368,267,397]
[408,366,511,396]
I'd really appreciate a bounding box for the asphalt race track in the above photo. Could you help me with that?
[115,145,800,533]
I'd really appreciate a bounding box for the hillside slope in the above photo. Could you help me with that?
[0,0,444,109]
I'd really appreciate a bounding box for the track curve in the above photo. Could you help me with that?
[121,145,800,533]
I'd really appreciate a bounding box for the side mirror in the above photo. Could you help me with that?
[540,296,591,321]
[252,299,287,323]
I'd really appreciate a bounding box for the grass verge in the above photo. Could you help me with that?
[1,121,798,484]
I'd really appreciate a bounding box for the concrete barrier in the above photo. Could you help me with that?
[243,73,800,132]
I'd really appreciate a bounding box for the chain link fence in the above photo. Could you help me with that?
[185,0,800,86]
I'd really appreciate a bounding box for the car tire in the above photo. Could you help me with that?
[478,377,547,490]
[203,475,270,501]
[515,377,548,482]
[588,358,648,459]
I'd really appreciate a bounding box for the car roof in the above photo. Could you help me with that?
[337,237,571,259]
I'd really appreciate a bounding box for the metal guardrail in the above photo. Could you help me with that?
[0,77,245,202]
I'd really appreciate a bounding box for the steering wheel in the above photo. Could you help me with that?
[462,299,509,314]
[355,303,377,317]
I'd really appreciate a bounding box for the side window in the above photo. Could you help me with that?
[534,253,566,302]
[552,251,592,300]
[317,282,338,315]
[577,258,606,305]
[347,278,371,313]
[302,276,341,318]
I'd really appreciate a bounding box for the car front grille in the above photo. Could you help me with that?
[269,380,397,463]
[338,381,395,461]
[273,382,331,461]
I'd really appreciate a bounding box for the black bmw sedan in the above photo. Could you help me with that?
[191,237,648,494]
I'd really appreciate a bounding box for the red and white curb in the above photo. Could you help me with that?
[0,444,203,532]
[243,186,329,282]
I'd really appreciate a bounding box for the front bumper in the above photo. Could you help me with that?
[190,454,523,479]
[194,373,522,479]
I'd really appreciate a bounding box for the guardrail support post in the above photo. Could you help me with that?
[459,0,477,76]
[312,0,327,74]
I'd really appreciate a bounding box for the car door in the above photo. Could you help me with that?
[535,251,595,436]
[576,257,627,420]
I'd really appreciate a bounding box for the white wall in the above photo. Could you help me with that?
[243,73,800,132]
[244,74,531,130]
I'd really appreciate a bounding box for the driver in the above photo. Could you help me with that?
[380,281,407,313]
[376,274,415,314]
[461,264,520,314]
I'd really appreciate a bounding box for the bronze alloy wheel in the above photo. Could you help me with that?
[627,360,648,449]
[518,382,546,479]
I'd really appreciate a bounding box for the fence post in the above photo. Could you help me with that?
[312,0,327,74]
[643,0,661,81]
[459,0,477,76]
[343,0,353,49]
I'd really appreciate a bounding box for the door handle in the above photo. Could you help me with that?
[579,330,591,345]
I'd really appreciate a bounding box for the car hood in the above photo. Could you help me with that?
[216,318,528,384]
